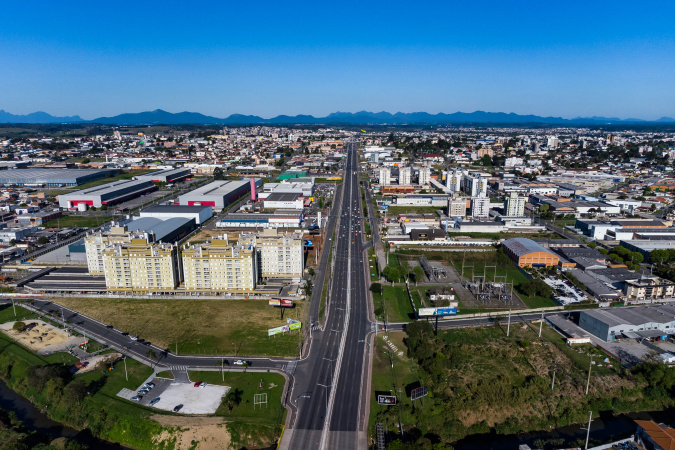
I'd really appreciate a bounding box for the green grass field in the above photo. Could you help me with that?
[43,214,112,228]
[373,285,415,322]
[56,297,305,357]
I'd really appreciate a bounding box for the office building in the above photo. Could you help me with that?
[398,167,411,186]
[504,192,527,217]
[378,167,391,186]
[182,240,257,292]
[102,240,179,292]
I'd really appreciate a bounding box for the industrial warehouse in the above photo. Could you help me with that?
[178,179,259,210]
[139,204,213,225]
[578,305,675,341]
[502,238,560,267]
[58,179,156,208]
[0,168,117,187]
[134,167,191,183]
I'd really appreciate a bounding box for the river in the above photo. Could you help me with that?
[453,407,675,449]
[0,380,130,449]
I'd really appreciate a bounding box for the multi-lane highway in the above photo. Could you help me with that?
[283,139,372,449]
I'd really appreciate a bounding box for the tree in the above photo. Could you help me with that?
[37,236,48,245]
[213,167,224,180]
[81,158,91,164]
[386,267,400,285]
[413,266,425,286]
[12,321,26,332]
[369,283,382,293]
[9,239,15,246]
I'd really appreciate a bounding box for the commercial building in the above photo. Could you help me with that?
[635,420,675,450]
[418,166,431,186]
[217,212,302,228]
[378,167,391,186]
[620,239,675,259]
[0,227,36,243]
[178,180,251,211]
[578,304,675,341]
[502,238,560,267]
[140,204,213,225]
[135,167,191,183]
[261,180,313,197]
[125,217,196,243]
[58,179,156,208]
[0,168,116,187]
[240,229,304,281]
[14,210,62,226]
[182,240,257,292]
[398,167,411,185]
[263,193,304,210]
[102,241,179,292]
[448,197,468,218]
[504,193,526,217]
[394,194,449,207]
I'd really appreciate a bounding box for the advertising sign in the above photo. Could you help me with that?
[377,395,397,405]
[281,299,293,307]
[268,325,290,336]
[269,298,281,306]
[289,322,302,331]
[269,298,293,307]
[418,307,457,317]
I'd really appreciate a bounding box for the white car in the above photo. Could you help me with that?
[233,359,247,366]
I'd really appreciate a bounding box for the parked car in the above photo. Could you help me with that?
[173,404,183,412]
[193,381,202,387]
[199,382,207,388]
[143,382,155,388]
[149,397,161,406]
[131,395,142,402]
[130,336,138,341]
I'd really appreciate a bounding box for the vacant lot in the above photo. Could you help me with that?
[44,214,112,228]
[56,298,305,357]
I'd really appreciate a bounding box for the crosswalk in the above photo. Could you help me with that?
[311,324,321,332]
[168,365,188,371]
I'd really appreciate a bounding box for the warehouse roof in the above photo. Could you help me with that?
[582,304,675,328]
[0,168,116,184]
[61,179,151,196]
[126,217,193,242]
[502,238,557,257]
[136,168,189,178]
[266,193,301,202]
[610,220,667,227]
[142,205,211,214]
[182,180,249,197]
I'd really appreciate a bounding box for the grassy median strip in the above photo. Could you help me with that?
[56,298,305,357]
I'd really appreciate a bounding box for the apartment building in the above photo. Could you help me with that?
[463,174,488,197]
[240,229,304,281]
[182,240,257,292]
[446,170,463,194]
[418,166,431,186]
[504,192,527,217]
[102,240,179,292]
[471,195,491,219]
[378,167,391,186]
[398,167,411,186]
[85,226,141,275]
[447,197,467,218]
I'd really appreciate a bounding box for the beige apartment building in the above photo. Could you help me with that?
[102,240,179,292]
[182,240,257,293]
[85,226,148,275]
[240,229,304,281]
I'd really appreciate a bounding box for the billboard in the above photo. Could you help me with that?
[377,395,397,405]
[411,386,428,401]
[269,298,293,307]
[418,307,457,317]
[268,321,301,336]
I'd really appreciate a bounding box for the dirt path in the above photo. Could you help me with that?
[152,415,231,449]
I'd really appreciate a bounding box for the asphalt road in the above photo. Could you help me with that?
[284,140,371,449]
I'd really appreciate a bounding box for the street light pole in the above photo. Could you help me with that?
[586,355,593,395]
[124,356,128,381]
[585,411,593,449]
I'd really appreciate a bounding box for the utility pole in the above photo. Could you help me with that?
[11,298,16,317]
[124,356,128,381]
[506,309,511,337]
[551,361,557,390]
[586,355,593,395]
[584,411,593,449]
[222,357,225,381]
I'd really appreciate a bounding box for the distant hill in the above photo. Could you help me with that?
[0,109,85,124]
[1,108,674,126]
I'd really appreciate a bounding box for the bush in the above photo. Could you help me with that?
[12,322,26,332]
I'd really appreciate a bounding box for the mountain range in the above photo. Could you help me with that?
[1,108,674,126]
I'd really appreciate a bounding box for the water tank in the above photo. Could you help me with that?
[77,203,88,212]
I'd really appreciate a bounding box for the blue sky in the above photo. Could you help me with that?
[1,0,674,119]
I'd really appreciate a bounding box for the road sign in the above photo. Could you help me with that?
[377,395,397,405]
[411,386,428,401]
[418,307,457,317]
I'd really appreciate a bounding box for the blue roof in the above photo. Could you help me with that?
[127,217,193,242]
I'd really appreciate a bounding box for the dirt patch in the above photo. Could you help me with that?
[76,353,122,374]
[153,416,231,450]
[0,320,73,352]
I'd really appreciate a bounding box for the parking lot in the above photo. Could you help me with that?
[118,375,229,414]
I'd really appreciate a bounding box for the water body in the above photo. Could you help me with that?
[453,407,675,450]
[0,380,129,449]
